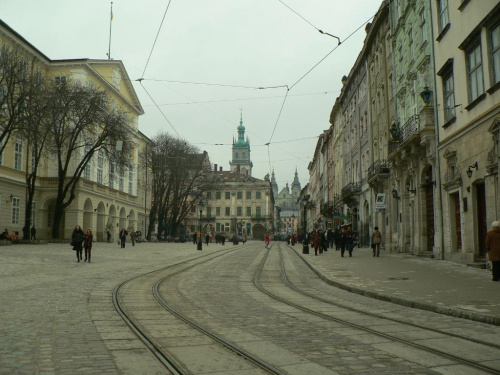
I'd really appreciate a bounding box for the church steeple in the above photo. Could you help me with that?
[229,112,253,176]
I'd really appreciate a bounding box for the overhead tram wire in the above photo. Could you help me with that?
[141,0,174,79]
[277,0,341,44]
[137,79,181,138]
[290,14,375,90]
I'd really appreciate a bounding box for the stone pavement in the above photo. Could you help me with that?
[1,240,499,374]
[289,243,500,325]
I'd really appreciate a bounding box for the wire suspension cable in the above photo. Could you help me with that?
[139,81,181,138]
[277,0,340,43]
[141,0,174,79]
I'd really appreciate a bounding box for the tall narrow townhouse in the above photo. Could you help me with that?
[387,0,438,255]
[338,42,370,244]
[307,133,324,229]
[431,1,500,264]
[330,99,345,227]
[365,2,396,250]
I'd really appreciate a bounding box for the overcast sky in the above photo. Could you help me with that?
[2,0,381,188]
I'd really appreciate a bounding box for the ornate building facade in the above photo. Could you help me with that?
[0,20,150,241]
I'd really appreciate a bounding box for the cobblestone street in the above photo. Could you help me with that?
[1,240,500,374]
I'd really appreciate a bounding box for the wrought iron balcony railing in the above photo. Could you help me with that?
[368,160,390,180]
[341,182,361,199]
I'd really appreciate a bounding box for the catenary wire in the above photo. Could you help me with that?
[141,0,174,79]
[277,0,341,44]
[138,80,181,138]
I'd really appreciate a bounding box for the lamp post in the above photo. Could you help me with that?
[197,199,204,250]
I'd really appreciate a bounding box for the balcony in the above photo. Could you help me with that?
[368,160,390,182]
[320,201,333,216]
[341,182,361,199]
[388,115,420,156]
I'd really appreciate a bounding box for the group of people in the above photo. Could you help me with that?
[302,226,359,257]
[71,226,140,262]
[71,225,93,263]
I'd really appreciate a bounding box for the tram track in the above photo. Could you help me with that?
[252,244,500,374]
[112,245,286,375]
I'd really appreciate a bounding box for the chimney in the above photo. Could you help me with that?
[219,166,222,171]
[214,164,217,172]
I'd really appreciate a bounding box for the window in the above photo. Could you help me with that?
[420,9,427,44]
[109,158,115,189]
[128,166,134,194]
[216,191,221,199]
[206,191,212,199]
[84,142,92,180]
[246,207,251,216]
[225,207,230,216]
[30,148,35,173]
[256,207,262,216]
[11,197,20,224]
[119,170,124,192]
[491,24,500,85]
[467,44,484,102]
[443,70,456,122]
[54,76,66,86]
[216,207,221,216]
[207,207,212,218]
[408,27,414,59]
[97,150,104,184]
[256,191,262,199]
[225,191,230,199]
[246,191,251,199]
[237,207,242,216]
[14,141,22,170]
[437,0,449,32]
[237,191,242,199]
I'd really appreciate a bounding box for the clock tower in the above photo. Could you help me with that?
[229,113,253,176]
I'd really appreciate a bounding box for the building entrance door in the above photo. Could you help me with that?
[425,169,435,251]
[476,182,487,258]
[452,193,462,250]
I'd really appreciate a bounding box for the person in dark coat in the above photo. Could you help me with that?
[345,226,354,257]
[72,225,85,262]
[106,229,111,243]
[327,228,334,249]
[339,227,347,257]
[84,228,93,262]
[371,226,382,257]
[119,227,128,248]
[486,221,500,282]
[221,233,226,245]
[311,230,319,256]
[31,226,36,240]
[205,233,210,245]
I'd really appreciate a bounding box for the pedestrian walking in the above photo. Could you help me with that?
[205,233,210,245]
[345,226,354,257]
[130,230,137,246]
[106,229,111,243]
[193,232,197,244]
[84,228,93,262]
[71,225,85,262]
[265,232,270,248]
[31,226,36,240]
[371,226,382,257]
[486,221,500,282]
[312,230,319,256]
[221,233,226,245]
[327,228,334,249]
[119,227,128,248]
[302,232,310,254]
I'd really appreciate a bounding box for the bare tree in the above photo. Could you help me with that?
[45,79,133,238]
[18,68,51,239]
[145,132,215,240]
[0,46,42,156]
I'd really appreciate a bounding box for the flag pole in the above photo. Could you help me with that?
[108,2,113,60]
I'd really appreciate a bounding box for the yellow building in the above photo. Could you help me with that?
[0,19,150,241]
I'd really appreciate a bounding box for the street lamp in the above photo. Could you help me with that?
[197,199,204,250]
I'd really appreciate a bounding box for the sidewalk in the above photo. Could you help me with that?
[291,244,500,325]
